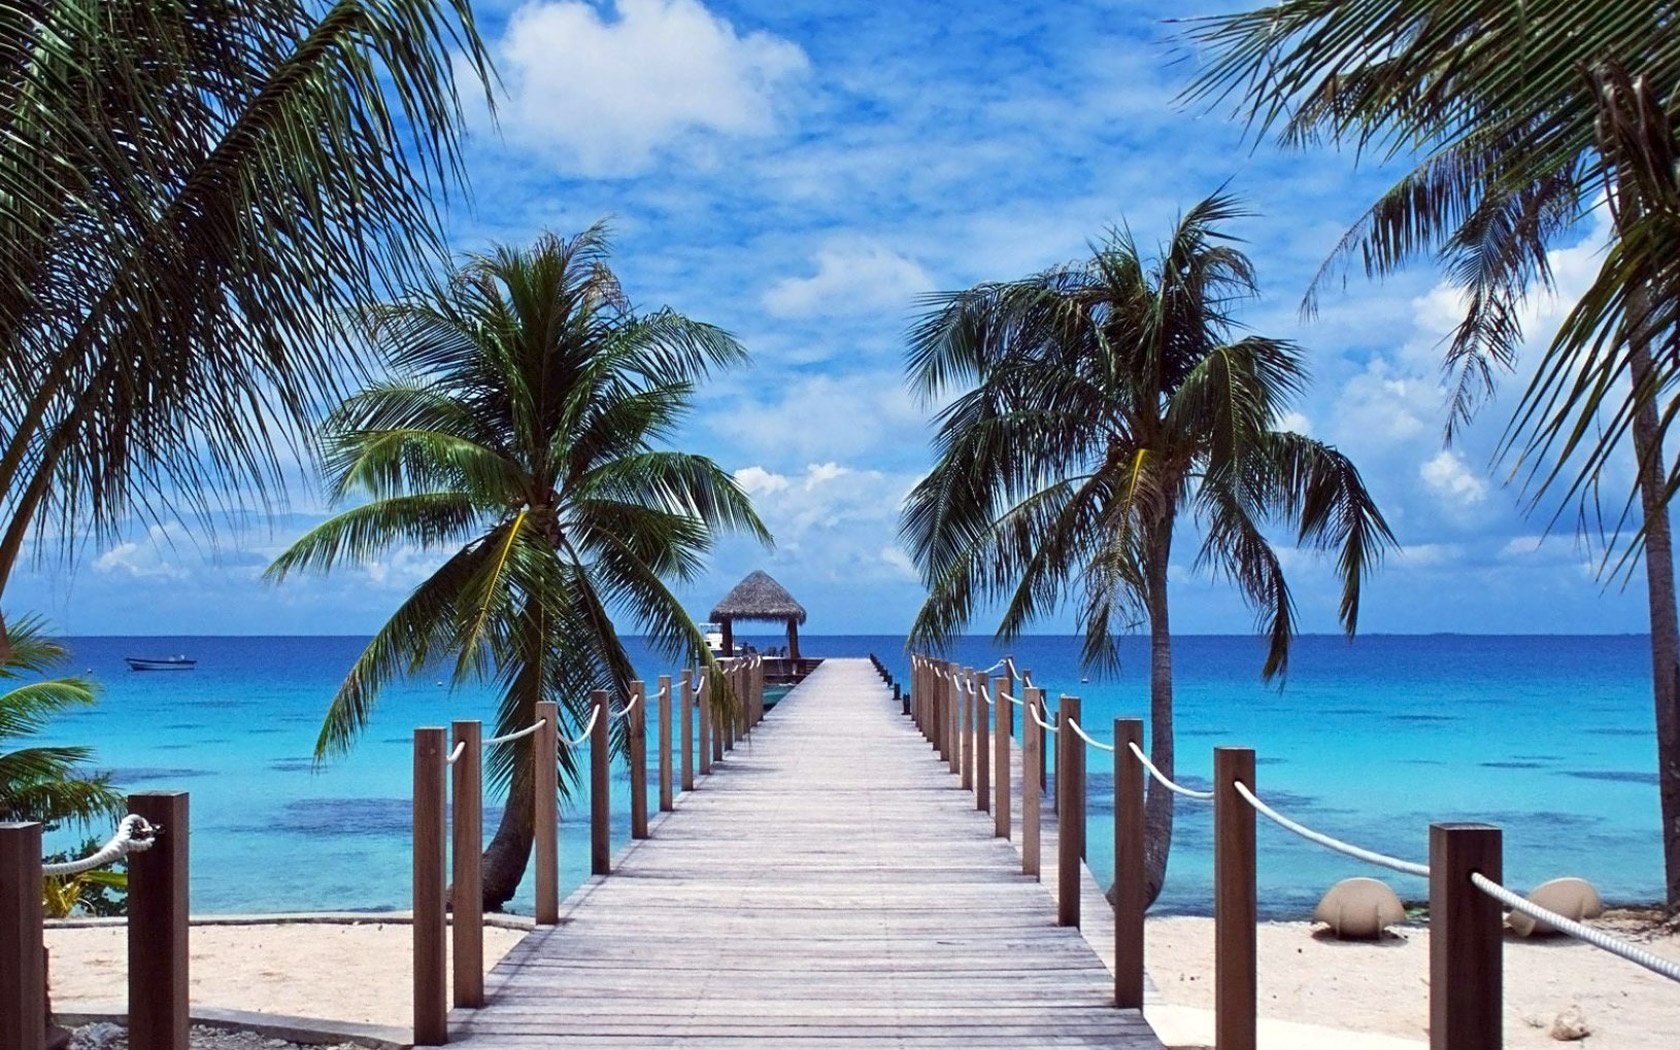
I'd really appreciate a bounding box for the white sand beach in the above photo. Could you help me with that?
[45,914,1679,1046]
[1145,915,1680,1049]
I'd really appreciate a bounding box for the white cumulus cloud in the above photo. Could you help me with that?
[762,241,935,318]
[493,0,808,175]
[1419,449,1489,506]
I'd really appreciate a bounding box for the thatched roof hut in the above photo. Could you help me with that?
[709,570,807,658]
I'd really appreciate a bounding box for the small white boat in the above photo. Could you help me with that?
[125,656,196,671]
[700,622,725,657]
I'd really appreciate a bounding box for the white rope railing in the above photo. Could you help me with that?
[610,690,642,723]
[445,740,467,765]
[1066,717,1115,753]
[1028,702,1055,731]
[1128,741,1215,801]
[1233,781,1428,878]
[42,815,157,877]
[561,705,602,747]
[1468,874,1680,984]
[484,720,543,746]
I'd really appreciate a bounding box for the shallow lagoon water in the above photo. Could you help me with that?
[36,633,1662,918]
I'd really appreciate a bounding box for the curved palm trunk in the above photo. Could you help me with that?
[480,762,535,911]
[1629,338,1680,911]
[1142,522,1175,906]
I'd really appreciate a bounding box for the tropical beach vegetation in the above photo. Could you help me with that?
[267,227,769,908]
[0,615,120,829]
[1187,0,1680,910]
[901,195,1395,902]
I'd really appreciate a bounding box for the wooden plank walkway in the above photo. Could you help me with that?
[451,658,1164,1048]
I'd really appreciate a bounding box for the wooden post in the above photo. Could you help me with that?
[975,669,991,812]
[590,690,611,876]
[128,792,189,1050]
[0,821,45,1050]
[1114,718,1146,1008]
[534,702,559,924]
[409,735,447,1045]
[967,672,981,786]
[947,669,960,775]
[993,673,1010,839]
[451,720,484,1006]
[699,670,714,776]
[1003,655,1016,740]
[933,663,947,757]
[658,674,674,812]
[713,667,726,763]
[1214,747,1257,1050]
[722,665,736,753]
[1056,698,1083,928]
[914,659,926,736]
[1022,688,1044,878]
[680,669,696,792]
[630,681,649,839]
[1430,824,1503,1050]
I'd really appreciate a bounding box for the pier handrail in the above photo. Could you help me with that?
[903,649,1680,1049]
[410,656,769,1044]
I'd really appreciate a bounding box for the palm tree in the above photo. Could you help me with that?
[0,614,122,828]
[1187,0,1680,909]
[0,0,490,655]
[268,227,770,908]
[902,195,1394,902]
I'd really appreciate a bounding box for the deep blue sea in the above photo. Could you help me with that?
[32,633,1663,918]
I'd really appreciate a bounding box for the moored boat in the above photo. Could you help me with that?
[125,656,196,671]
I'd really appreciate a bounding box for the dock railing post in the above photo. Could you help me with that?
[1003,654,1016,739]
[681,669,695,792]
[1022,687,1044,878]
[410,732,447,1046]
[534,702,559,924]
[699,668,714,775]
[974,668,990,813]
[1114,718,1146,1008]
[960,672,974,790]
[712,666,726,763]
[451,720,485,1005]
[947,667,961,774]
[129,791,190,1050]
[630,681,649,839]
[1,821,45,1050]
[993,673,1010,839]
[724,663,737,753]
[1214,747,1257,1050]
[1056,698,1083,928]
[590,690,611,875]
[659,674,674,812]
[1430,823,1503,1050]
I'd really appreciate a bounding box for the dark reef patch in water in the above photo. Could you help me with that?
[264,797,504,836]
[106,767,213,783]
[269,758,320,773]
[1584,727,1646,737]
[1562,770,1659,785]
[1387,714,1456,724]
[1481,760,1546,770]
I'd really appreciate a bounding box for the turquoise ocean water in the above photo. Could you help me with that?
[34,634,1663,918]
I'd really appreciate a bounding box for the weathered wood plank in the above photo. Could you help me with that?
[450,659,1163,1047]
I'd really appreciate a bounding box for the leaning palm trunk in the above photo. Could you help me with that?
[481,765,537,910]
[1629,320,1680,908]
[1143,526,1176,903]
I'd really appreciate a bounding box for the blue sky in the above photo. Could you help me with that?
[11,0,1653,636]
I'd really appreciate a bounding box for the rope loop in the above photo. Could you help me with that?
[1233,781,1427,877]
[560,705,602,747]
[1127,741,1215,802]
[42,815,158,877]
[445,740,467,765]
[1065,717,1115,753]
[484,720,543,746]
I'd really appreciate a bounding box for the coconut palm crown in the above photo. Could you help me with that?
[901,195,1395,901]
[268,226,770,907]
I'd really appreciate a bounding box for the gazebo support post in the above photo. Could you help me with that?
[787,619,800,662]
[720,617,733,657]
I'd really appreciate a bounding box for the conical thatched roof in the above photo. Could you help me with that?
[710,570,807,624]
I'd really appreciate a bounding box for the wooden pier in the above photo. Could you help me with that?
[449,657,1162,1047]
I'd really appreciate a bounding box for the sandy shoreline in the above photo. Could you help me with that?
[46,915,1680,1046]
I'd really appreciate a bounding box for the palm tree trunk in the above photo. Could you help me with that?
[1142,521,1176,906]
[1628,337,1680,911]
[479,764,535,911]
